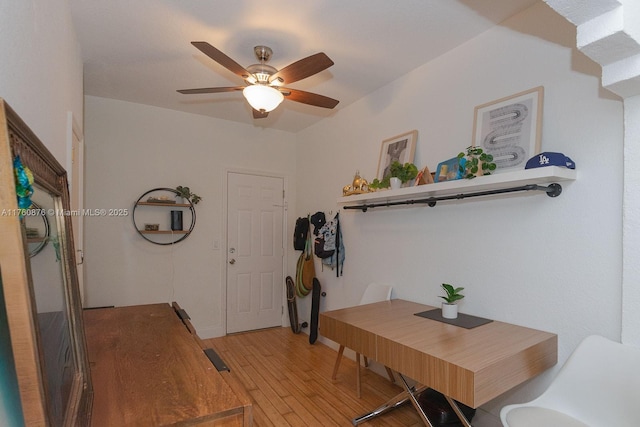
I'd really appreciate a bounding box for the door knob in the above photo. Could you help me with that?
[229,258,236,265]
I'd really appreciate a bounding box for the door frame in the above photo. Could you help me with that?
[222,167,289,335]
[67,111,85,305]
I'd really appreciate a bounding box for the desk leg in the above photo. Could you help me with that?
[356,353,361,398]
[351,373,474,427]
[351,379,429,426]
[444,395,473,427]
[397,374,434,427]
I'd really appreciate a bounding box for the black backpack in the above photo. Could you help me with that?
[293,217,309,251]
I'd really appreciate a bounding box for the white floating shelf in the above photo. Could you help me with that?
[338,166,577,210]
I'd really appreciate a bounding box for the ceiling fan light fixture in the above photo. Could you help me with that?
[243,84,284,112]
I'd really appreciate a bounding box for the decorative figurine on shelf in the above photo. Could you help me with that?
[342,171,372,196]
[414,166,435,186]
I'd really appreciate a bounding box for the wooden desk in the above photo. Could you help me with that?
[320,299,557,425]
[84,303,251,426]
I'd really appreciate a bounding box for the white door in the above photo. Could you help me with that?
[226,172,284,334]
[68,113,85,305]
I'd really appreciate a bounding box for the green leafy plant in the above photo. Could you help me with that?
[457,146,496,179]
[390,161,419,183]
[175,186,202,204]
[368,161,419,189]
[439,283,465,304]
[369,178,386,190]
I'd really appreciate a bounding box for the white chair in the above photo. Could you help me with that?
[500,335,640,427]
[331,283,394,398]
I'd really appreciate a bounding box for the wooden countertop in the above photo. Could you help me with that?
[84,303,248,426]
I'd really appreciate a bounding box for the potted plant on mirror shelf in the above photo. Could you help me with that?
[439,283,464,319]
[175,186,202,204]
[457,146,496,179]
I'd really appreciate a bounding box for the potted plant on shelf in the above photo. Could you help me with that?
[457,146,496,179]
[369,161,419,190]
[439,283,464,319]
[175,186,202,204]
[389,161,419,189]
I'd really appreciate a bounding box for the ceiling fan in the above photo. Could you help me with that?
[178,42,339,119]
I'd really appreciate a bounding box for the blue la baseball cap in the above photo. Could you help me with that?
[525,152,575,169]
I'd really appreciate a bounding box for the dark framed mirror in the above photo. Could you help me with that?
[0,99,92,425]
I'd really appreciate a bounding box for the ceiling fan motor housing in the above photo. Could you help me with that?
[246,63,277,84]
[246,46,278,84]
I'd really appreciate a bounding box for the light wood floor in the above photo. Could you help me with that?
[205,327,423,427]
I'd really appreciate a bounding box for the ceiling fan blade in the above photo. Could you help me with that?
[177,86,244,95]
[191,41,252,80]
[269,53,334,85]
[253,109,269,119]
[282,88,339,109]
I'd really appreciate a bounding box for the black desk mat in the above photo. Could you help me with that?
[414,309,493,329]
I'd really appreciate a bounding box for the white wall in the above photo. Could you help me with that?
[83,96,297,337]
[623,94,640,346]
[0,0,83,165]
[544,0,640,350]
[296,3,623,425]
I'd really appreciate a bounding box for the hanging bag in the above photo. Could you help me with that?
[295,251,310,297]
[295,217,314,297]
[293,217,309,251]
[301,227,315,290]
[321,212,344,277]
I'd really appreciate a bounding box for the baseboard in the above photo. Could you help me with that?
[197,325,226,339]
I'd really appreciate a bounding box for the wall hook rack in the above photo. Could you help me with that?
[343,183,562,212]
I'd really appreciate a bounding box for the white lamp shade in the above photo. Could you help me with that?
[242,85,284,112]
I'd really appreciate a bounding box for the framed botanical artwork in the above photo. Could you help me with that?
[376,130,417,180]
[472,86,543,172]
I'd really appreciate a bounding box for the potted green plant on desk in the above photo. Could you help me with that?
[439,283,464,319]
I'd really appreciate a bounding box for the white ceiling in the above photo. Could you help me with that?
[70,0,540,133]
